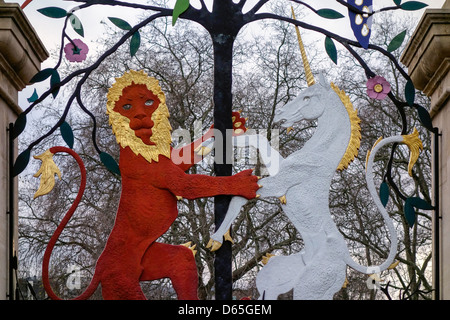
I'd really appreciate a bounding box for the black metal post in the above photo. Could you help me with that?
[7,122,17,300]
[433,128,441,300]
[211,34,235,301]
[209,0,240,300]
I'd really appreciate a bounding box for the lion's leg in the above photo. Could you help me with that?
[97,252,147,300]
[140,242,199,300]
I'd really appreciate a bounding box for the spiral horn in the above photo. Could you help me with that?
[291,6,315,87]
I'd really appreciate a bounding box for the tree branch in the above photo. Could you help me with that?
[25,12,169,152]
[65,0,170,12]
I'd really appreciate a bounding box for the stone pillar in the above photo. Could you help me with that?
[401,1,450,300]
[0,1,48,300]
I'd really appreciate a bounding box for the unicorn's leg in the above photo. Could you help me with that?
[292,258,346,300]
[256,253,306,300]
[207,196,247,251]
[233,134,283,176]
[292,233,347,300]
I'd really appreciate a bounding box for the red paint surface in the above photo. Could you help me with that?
[42,86,258,300]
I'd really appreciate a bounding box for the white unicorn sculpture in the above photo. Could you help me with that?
[206,73,423,300]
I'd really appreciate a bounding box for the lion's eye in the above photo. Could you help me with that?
[145,99,154,106]
[122,104,132,110]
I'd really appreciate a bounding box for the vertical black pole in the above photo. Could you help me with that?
[212,34,235,300]
[7,123,16,300]
[433,128,440,300]
[209,0,239,299]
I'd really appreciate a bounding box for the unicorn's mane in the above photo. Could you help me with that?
[330,82,361,171]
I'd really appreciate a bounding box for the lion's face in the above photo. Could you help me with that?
[113,84,160,146]
[106,70,172,163]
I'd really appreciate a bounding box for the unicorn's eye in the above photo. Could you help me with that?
[145,99,154,106]
[123,104,132,110]
[303,96,311,102]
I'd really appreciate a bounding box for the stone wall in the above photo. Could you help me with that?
[0,1,47,300]
[401,0,450,300]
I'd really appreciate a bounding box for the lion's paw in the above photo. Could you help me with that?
[232,110,247,136]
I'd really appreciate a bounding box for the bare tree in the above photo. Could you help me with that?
[329,13,432,300]
[16,0,434,300]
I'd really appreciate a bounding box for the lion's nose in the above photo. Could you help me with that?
[134,114,146,120]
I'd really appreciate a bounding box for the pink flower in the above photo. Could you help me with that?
[366,76,391,100]
[64,39,89,63]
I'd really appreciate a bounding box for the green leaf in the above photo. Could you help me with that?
[50,70,61,99]
[404,197,433,228]
[393,0,402,5]
[417,105,434,131]
[100,152,120,175]
[405,79,415,106]
[27,89,38,103]
[37,7,67,18]
[12,112,27,140]
[316,8,345,19]
[108,17,132,30]
[400,1,428,11]
[325,36,338,65]
[30,68,54,83]
[404,199,416,228]
[409,197,434,210]
[13,149,30,177]
[69,14,84,37]
[379,182,389,207]
[130,31,141,57]
[387,30,407,52]
[172,0,190,26]
[60,121,74,149]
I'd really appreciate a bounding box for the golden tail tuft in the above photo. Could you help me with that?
[33,149,61,199]
[402,128,423,176]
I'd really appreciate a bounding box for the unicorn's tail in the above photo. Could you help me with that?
[344,128,423,274]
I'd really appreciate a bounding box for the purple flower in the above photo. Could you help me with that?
[64,39,89,63]
[366,76,391,100]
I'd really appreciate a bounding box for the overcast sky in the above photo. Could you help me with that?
[10,0,446,108]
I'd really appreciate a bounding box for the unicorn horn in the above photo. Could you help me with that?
[291,6,315,87]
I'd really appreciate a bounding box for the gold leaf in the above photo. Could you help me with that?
[262,253,275,265]
[331,83,361,171]
[402,127,423,176]
[33,149,61,199]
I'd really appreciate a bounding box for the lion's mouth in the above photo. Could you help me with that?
[130,117,154,131]
[134,128,156,146]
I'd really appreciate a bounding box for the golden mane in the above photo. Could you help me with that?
[106,70,172,163]
[330,82,362,171]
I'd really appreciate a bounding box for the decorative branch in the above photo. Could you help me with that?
[65,0,171,13]
[13,11,170,176]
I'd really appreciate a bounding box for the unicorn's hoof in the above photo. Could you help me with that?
[261,253,275,265]
[224,230,235,244]
[206,239,222,252]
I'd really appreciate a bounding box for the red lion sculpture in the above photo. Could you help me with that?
[33,70,259,300]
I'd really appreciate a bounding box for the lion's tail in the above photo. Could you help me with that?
[344,129,423,274]
[34,146,100,300]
